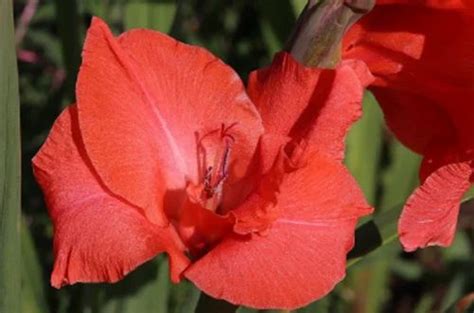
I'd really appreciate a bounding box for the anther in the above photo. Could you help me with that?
[203,166,214,198]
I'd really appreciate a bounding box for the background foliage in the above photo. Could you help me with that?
[3,0,473,312]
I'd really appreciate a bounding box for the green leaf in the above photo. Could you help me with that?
[413,294,434,313]
[345,91,384,205]
[81,257,171,313]
[349,137,419,263]
[464,186,474,201]
[441,274,468,312]
[169,280,200,313]
[195,293,237,313]
[0,0,21,312]
[347,203,403,269]
[125,1,177,34]
[342,92,384,313]
[348,138,421,262]
[21,219,49,313]
[347,220,383,259]
[380,140,421,211]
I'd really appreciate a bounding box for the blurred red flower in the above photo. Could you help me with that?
[344,0,474,251]
[33,18,372,309]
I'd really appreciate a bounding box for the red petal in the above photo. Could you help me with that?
[247,52,369,160]
[418,142,461,181]
[117,27,263,183]
[175,185,234,257]
[77,18,263,224]
[369,87,457,154]
[218,133,291,214]
[344,1,474,154]
[231,148,291,235]
[398,161,472,252]
[374,0,470,9]
[185,153,372,309]
[345,1,474,84]
[32,106,189,287]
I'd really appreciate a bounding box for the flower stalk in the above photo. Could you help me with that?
[286,0,375,68]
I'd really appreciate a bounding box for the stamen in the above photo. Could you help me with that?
[196,123,237,211]
[219,137,233,177]
[205,138,233,197]
[203,166,214,198]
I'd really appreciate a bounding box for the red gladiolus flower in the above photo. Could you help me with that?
[33,17,373,309]
[343,0,474,251]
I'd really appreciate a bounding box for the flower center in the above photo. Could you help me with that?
[194,124,237,212]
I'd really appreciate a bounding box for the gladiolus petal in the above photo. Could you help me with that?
[185,153,372,309]
[33,106,189,287]
[398,161,472,252]
[247,52,370,161]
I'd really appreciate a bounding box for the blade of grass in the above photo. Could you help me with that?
[0,0,22,312]
[344,91,384,313]
[349,139,421,312]
[345,91,383,205]
[21,219,49,313]
[348,122,421,261]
